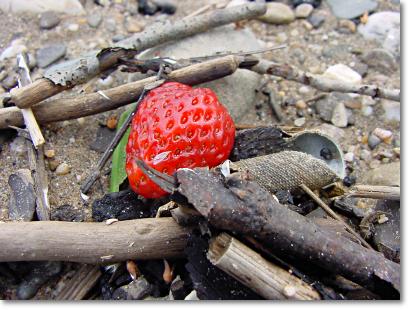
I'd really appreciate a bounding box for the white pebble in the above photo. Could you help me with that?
[344,152,355,162]
[55,162,70,175]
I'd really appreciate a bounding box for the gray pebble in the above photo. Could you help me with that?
[307,11,326,28]
[368,134,382,150]
[1,73,17,90]
[331,101,348,128]
[344,152,355,163]
[39,11,61,29]
[360,149,372,162]
[87,12,103,28]
[295,3,313,18]
[36,43,67,68]
[361,48,398,74]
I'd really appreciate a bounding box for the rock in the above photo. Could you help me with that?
[87,12,103,28]
[294,117,306,127]
[51,204,84,221]
[125,19,143,33]
[364,162,400,186]
[0,39,28,61]
[298,86,311,95]
[36,43,67,68]
[89,125,116,153]
[67,23,79,32]
[112,277,153,300]
[48,159,59,171]
[295,3,313,18]
[382,100,400,122]
[367,134,381,149]
[9,136,26,157]
[337,19,356,33]
[361,105,373,117]
[140,25,262,122]
[152,0,177,14]
[44,149,55,158]
[0,0,85,15]
[92,189,151,222]
[258,3,295,25]
[358,11,400,58]
[16,262,62,300]
[326,0,377,19]
[372,128,393,143]
[39,11,60,29]
[361,48,397,74]
[315,123,345,143]
[1,73,18,90]
[7,169,36,221]
[292,0,321,8]
[105,18,117,32]
[344,152,354,163]
[307,11,326,28]
[360,149,372,162]
[296,100,307,109]
[138,0,158,15]
[323,64,362,84]
[27,53,37,69]
[331,101,348,127]
[315,92,350,122]
[351,62,368,77]
[55,162,70,175]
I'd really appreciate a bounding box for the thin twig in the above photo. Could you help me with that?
[300,184,373,250]
[348,185,400,201]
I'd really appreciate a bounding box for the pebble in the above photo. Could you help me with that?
[44,149,55,158]
[295,3,313,18]
[98,75,114,87]
[302,20,313,30]
[0,39,28,61]
[90,126,116,153]
[292,0,321,8]
[87,12,103,28]
[364,162,400,186]
[372,128,393,143]
[393,147,400,157]
[106,115,118,129]
[48,159,59,171]
[126,19,143,33]
[55,162,70,175]
[368,134,381,150]
[296,100,307,109]
[39,11,60,29]
[338,19,356,34]
[36,43,67,68]
[294,117,306,127]
[105,18,117,32]
[307,11,326,28]
[327,0,377,19]
[382,100,400,122]
[361,105,373,117]
[315,92,350,122]
[323,64,362,84]
[361,48,397,74]
[10,136,26,157]
[360,149,372,162]
[0,0,85,15]
[258,3,295,25]
[51,204,84,222]
[344,152,355,163]
[316,123,345,144]
[1,74,18,90]
[67,23,79,32]
[298,86,311,95]
[153,0,177,15]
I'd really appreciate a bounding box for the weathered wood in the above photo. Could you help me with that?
[208,233,321,300]
[0,56,241,129]
[349,185,400,201]
[0,218,191,264]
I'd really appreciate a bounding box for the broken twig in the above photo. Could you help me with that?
[348,185,400,201]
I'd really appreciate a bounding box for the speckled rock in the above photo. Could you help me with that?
[39,11,60,29]
[327,0,377,19]
[258,3,295,25]
[295,3,313,18]
[361,48,398,74]
[36,43,67,68]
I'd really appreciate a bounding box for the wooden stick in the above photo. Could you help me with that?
[0,55,242,129]
[16,53,45,147]
[56,265,101,300]
[251,59,400,102]
[208,233,321,300]
[348,185,400,201]
[7,3,266,109]
[0,218,191,264]
[300,183,373,250]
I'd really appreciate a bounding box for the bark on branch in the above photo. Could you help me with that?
[251,59,400,101]
[348,185,400,201]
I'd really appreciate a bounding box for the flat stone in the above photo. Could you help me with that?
[0,39,28,61]
[361,48,397,74]
[331,101,348,127]
[87,12,103,28]
[126,19,143,33]
[315,123,345,144]
[344,152,354,162]
[7,169,36,221]
[382,100,400,122]
[294,117,306,127]
[140,25,263,122]
[295,3,313,18]
[326,0,377,19]
[0,0,85,15]
[323,64,362,84]
[36,43,67,68]
[307,11,326,28]
[51,204,84,222]
[337,19,356,33]
[367,134,381,149]
[112,277,153,300]
[363,162,400,186]
[39,11,60,29]
[89,125,116,153]
[258,3,295,25]
[315,92,351,122]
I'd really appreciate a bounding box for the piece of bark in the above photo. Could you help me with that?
[208,233,321,300]
[7,169,36,221]
[0,218,191,264]
[7,3,266,109]
[349,185,400,201]
[0,55,242,129]
[251,59,400,102]
[56,265,102,300]
[174,169,400,298]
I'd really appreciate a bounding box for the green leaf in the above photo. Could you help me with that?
[109,104,136,192]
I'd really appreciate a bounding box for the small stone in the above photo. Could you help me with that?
[368,134,381,150]
[98,75,114,87]
[39,11,60,29]
[138,0,158,15]
[290,29,299,37]
[295,3,313,18]
[106,115,118,130]
[0,39,27,61]
[67,23,79,32]
[276,33,288,43]
[55,162,70,175]
[344,152,355,163]
[0,0,85,15]
[331,101,348,128]
[364,162,400,186]
[8,169,36,221]
[298,86,311,95]
[90,126,116,153]
[105,18,117,32]
[360,149,372,162]
[10,136,26,156]
[113,276,153,300]
[315,92,351,122]
[48,159,59,171]
[361,48,397,74]
[323,64,362,84]
[361,105,373,117]
[393,147,400,157]
[51,204,84,222]
[87,12,103,28]
[372,128,393,143]
[302,20,313,30]
[69,137,75,144]
[152,0,177,15]
[36,43,67,68]
[338,19,356,34]
[327,0,377,19]
[294,117,306,127]
[382,100,400,122]
[44,149,55,158]
[316,123,345,143]
[27,53,37,69]
[296,100,307,109]
[307,11,326,28]
[258,3,295,25]
[77,117,85,125]
[351,62,368,77]
[126,19,143,33]
[1,74,17,90]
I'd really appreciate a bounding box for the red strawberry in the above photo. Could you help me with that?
[125,82,235,198]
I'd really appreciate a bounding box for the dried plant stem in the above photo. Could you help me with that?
[300,183,373,250]
[348,185,400,201]
[252,59,400,101]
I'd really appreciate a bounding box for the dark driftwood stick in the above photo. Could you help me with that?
[0,55,242,129]
[0,218,191,264]
[174,169,400,297]
[7,3,266,109]
[208,233,321,300]
[251,59,400,101]
[349,185,400,201]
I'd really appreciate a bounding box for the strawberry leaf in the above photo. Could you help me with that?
[109,104,135,192]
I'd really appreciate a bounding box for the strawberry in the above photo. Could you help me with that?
[125,82,236,198]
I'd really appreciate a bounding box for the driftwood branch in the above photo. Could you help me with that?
[0,55,243,129]
[6,3,266,109]
[0,218,191,264]
[348,185,400,201]
[208,233,321,300]
[251,59,400,101]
